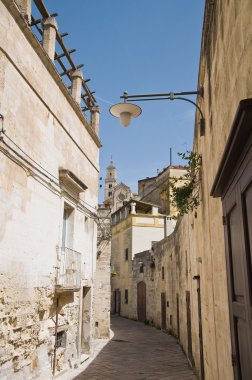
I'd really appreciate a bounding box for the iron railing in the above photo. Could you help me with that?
[56,246,82,290]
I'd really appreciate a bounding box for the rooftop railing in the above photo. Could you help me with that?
[30,0,96,113]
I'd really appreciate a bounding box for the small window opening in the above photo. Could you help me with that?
[140,263,144,273]
[125,248,129,261]
[55,331,66,348]
[162,266,165,280]
[125,289,128,304]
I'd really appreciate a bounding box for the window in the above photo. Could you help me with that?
[140,263,144,273]
[125,289,128,304]
[62,203,74,249]
[108,191,112,197]
[125,248,129,261]
[162,266,165,280]
[55,331,66,348]
[109,184,112,188]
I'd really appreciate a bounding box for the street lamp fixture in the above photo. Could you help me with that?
[110,87,205,135]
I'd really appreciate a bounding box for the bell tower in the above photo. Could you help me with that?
[104,158,117,204]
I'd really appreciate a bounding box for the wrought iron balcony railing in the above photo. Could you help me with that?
[55,246,82,292]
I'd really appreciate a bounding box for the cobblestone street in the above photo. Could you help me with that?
[74,316,197,380]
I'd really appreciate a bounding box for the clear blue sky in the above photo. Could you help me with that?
[43,0,205,200]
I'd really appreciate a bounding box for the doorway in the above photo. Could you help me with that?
[186,291,193,364]
[114,289,121,315]
[81,287,91,354]
[137,281,146,322]
[161,292,166,331]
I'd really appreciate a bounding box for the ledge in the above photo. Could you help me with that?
[55,285,81,293]
[59,169,87,194]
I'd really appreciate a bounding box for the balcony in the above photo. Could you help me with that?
[55,247,82,293]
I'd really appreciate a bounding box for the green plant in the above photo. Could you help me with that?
[111,266,118,276]
[170,151,202,216]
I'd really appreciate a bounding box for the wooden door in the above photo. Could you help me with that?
[211,99,252,379]
[223,160,252,379]
[186,291,193,363]
[114,290,121,315]
[161,293,166,330]
[137,282,146,322]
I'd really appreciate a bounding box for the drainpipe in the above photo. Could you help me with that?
[53,297,59,376]
[193,275,205,380]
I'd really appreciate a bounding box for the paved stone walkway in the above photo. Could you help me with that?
[74,316,197,380]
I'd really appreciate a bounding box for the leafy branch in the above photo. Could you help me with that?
[169,151,202,216]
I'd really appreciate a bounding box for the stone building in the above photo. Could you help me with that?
[128,1,252,380]
[103,159,133,212]
[0,0,102,378]
[138,165,187,216]
[110,199,175,317]
[93,159,136,339]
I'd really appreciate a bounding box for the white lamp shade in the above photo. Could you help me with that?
[109,102,142,127]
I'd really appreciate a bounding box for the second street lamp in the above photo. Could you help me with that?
[110,87,205,136]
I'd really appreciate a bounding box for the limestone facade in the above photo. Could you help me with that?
[127,1,252,380]
[93,206,111,339]
[110,199,175,318]
[0,1,101,378]
[138,166,187,216]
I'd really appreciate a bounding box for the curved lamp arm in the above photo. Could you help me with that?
[119,88,205,136]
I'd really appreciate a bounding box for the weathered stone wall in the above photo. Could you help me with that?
[0,1,100,378]
[93,241,111,339]
[111,226,132,317]
[139,167,187,215]
[127,2,252,380]
[93,207,111,339]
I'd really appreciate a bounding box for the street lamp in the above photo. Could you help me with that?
[110,87,205,136]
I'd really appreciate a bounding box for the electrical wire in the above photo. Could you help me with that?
[1,131,98,213]
[4,132,59,181]
[0,136,99,220]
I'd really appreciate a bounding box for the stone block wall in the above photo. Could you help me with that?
[0,1,100,378]
[128,2,252,380]
[93,240,111,339]
[92,206,111,339]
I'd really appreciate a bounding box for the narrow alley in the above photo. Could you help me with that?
[75,316,197,380]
